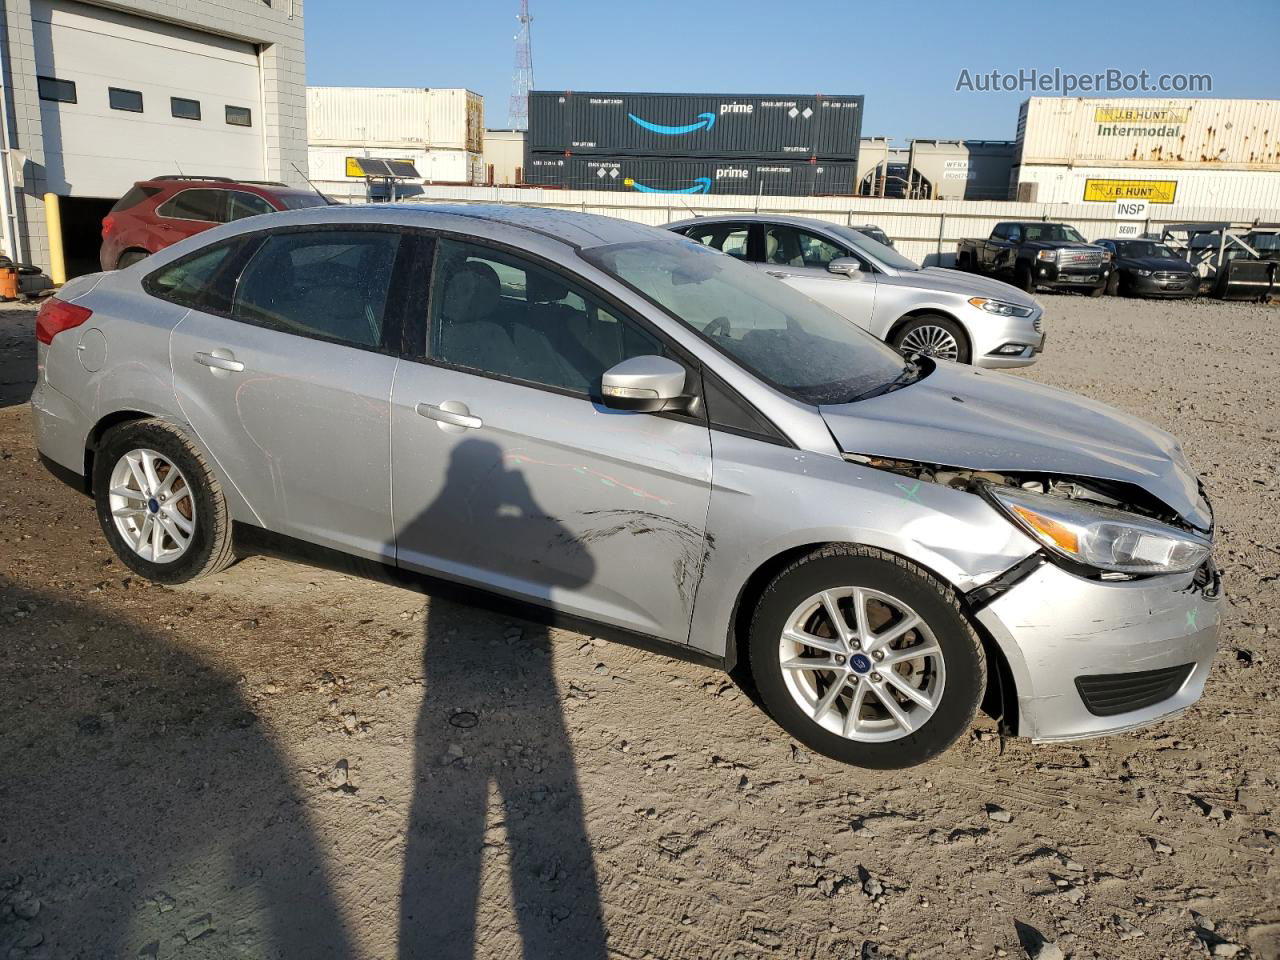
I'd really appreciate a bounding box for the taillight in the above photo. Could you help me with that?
[102,215,114,237]
[35,297,93,345]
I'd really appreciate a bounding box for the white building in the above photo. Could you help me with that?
[1012,97,1280,210]
[307,87,484,202]
[0,0,309,276]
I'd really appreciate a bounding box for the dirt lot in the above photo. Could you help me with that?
[1,295,1277,960]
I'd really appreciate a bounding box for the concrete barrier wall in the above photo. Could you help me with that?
[382,184,1280,267]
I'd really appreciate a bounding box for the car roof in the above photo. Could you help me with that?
[178,201,677,253]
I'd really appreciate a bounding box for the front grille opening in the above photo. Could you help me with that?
[1074,663,1194,717]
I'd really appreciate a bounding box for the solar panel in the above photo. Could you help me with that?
[355,158,393,177]
[387,160,421,179]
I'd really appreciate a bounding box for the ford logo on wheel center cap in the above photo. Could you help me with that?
[850,653,873,674]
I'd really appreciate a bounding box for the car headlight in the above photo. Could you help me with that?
[968,297,1036,318]
[1134,268,1153,277]
[1036,249,1057,261]
[987,485,1211,575]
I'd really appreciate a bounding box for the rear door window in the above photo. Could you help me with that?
[685,223,753,261]
[231,230,402,349]
[226,191,275,221]
[157,189,224,223]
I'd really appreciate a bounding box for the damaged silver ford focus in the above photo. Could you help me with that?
[31,204,1220,768]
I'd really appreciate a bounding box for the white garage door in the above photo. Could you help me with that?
[32,0,265,197]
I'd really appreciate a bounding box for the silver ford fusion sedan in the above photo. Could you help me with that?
[30,204,1220,768]
[665,214,1045,368]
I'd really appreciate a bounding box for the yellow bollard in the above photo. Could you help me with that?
[44,192,66,286]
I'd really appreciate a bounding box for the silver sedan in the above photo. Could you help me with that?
[665,214,1046,368]
[31,203,1218,768]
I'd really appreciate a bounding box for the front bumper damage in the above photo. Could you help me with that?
[974,557,1221,742]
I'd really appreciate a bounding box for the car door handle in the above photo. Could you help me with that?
[765,270,790,278]
[193,352,244,372]
[416,402,482,430]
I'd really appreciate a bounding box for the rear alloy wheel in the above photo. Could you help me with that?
[893,315,970,364]
[107,448,197,564]
[749,546,985,768]
[94,420,236,583]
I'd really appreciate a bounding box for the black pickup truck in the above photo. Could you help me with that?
[956,221,1111,296]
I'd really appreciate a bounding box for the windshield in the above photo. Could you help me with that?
[1115,240,1178,259]
[277,193,332,210]
[830,225,921,272]
[582,237,909,404]
[1023,223,1086,243]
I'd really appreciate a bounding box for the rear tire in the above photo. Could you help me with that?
[116,249,148,269]
[747,545,985,769]
[93,419,236,584]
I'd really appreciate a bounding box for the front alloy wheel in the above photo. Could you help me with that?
[779,587,945,742]
[898,323,961,362]
[749,546,986,768]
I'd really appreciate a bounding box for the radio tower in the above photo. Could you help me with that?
[509,0,534,129]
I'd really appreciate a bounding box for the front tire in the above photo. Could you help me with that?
[1105,271,1121,296]
[891,315,971,364]
[93,419,236,584]
[1014,262,1035,293]
[748,546,986,768]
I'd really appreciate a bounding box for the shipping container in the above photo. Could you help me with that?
[1016,97,1280,170]
[308,87,484,153]
[524,154,856,196]
[907,140,1015,201]
[483,128,525,185]
[1010,162,1280,210]
[527,90,862,160]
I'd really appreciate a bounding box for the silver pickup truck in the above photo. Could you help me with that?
[665,214,1046,368]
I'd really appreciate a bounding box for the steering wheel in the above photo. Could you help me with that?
[704,316,732,338]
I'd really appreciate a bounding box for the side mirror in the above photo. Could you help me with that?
[828,257,863,277]
[601,355,689,413]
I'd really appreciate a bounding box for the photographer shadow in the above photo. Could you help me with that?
[398,437,608,959]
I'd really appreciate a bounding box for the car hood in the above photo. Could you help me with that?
[1125,256,1195,272]
[911,267,1041,307]
[820,361,1211,531]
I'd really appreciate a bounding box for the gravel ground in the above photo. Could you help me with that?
[0,294,1277,960]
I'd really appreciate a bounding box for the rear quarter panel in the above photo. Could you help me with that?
[43,271,255,519]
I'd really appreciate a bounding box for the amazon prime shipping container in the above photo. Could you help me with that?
[524,154,856,196]
[528,91,863,160]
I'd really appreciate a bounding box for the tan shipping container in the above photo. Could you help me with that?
[1017,97,1280,170]
[308,87,484,153]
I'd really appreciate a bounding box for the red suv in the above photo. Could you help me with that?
[100,175,331,271]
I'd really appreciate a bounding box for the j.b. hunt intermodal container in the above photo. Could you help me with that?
[524,155,857,197]
[527,91,864,161]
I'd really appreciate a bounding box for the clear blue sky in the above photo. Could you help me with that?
[305,0,1280,143]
